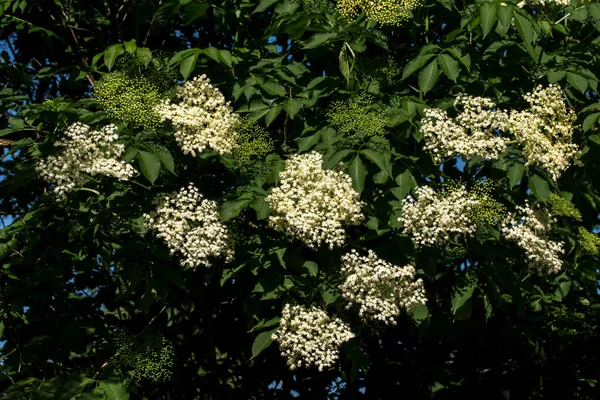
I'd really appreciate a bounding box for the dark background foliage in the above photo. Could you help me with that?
[1,0,599,398]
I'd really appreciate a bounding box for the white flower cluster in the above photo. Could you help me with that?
[421,85,578,180]
[266,152,363,249]
[530,0,571,6]
[421,94,509,163]
[272,304,354,371]
[156,75,239,156]
[340,249,427,325]
[144,183,234,269]
[37,122,135,198]
[502,203,564,274]
[506,85,578,181]
[400,185,479,247]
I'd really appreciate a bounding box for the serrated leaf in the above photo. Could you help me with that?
[451,273,477,315]
[418,60,439,95]
[567,72,588,94]
[253,0,278,13]
[97,381,129,400]
[339,47,350,83]
[303,261,318,277]
[297,131,321,152]
[283,98,303,119]
[250,197,270,220]
[179,53,199,80]
[401,54,435,80]
[303,32,337,49]
[583,113,599,132]
[392,169,415,200]
[437,54,459,82]
[219,199,253,221]
[507,163,524,187]
[410,304,429,325]
[265,104,283,126]
[480,1,497,38]
[104,44,125,71]
[251,328,277,359]
[348,155,367,194]
[528,174,550,201]
[514,11,534,44]
[137,151,161,184]
[153,145,175,174]
[123,39,136,53]
[322,149,350,169]
[361,149,392,178]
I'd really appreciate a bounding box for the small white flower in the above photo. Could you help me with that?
[156,75,239,156]
[400,185,479,247]
[502,202,564,274]
[340,249,426,325]
[145,183,234,269]
[272,304,354,371]
[37,122,135,198]
[266,151,363,249]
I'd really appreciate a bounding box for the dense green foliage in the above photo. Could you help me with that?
[1,0,600,398]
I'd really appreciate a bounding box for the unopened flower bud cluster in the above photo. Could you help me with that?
[37,122,135,198]
[266,152,363,249]
[421,95,509,162]
[400,185,479,247]
[421,85,578,180]
[340,249,426,325]
[157,75,239,156]
[336,0,422,25]
[145,183,234,269]
[272,304,354,371]
[501,203,564,274]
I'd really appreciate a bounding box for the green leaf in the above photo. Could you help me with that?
[480,1,497,38]
[184,3,210,25]
[256,78,286,97]
[97,381,129,400]
[528,174,550,201]
[137,151,161,184]
[250,197,270,220]
[497,3,513,28]
[401,54,435,80]
[507,163,524,187]
[418,60,440,95]
[56,374,96,400]
[451,273,477,315]
[392,169,415,200]
[437,54,460,82]
[297,131,321,152]
[514,11,534,44]
[265,104,283,127]
[547,69,566,83]
[339,47,351,83]
[253,0,278,13]
[321,287,339,305]
[303,32,337,49]
[104,44,125,71]
[179,53,199,80]
[567,72,588,94]
[0,320,4,340]
[283,98,303,119]
[219,199,253,221]
[410,304,429,325]
[322,149,350,170]
[153,145,175,174]
[123,39,136,53]
[348,155,367,194]
[251,328,277,359]
[361,149,392,178]
[583,113,599,132]
[303,261,318,277]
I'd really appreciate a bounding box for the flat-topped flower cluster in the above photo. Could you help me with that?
[157,74,239,156]
[144,183,234,269]
[421,85,578,180]
[271,304,355,371]
[400,185,480,247]
[37,122,135,198]
[340,249,426,325]
[266,151,364,249]
[502,203,565,274]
